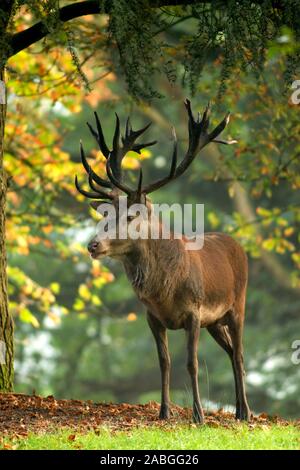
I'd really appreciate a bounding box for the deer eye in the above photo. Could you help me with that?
[127,215,135,222]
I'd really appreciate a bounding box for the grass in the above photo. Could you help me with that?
[2,424,299,450]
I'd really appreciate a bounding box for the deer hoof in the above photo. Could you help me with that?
[192,413,204,425]
[159,404,170,420]
[235,406,251,422]
[192,405,204,424]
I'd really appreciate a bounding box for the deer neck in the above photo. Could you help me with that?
[122,236,189,301]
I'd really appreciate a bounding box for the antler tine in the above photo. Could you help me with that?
[130,122,152,140]
[137,168,143,196]
[169,102,201,179]
[142,127,178,194]
[106,154,133,195]
[209,113,237,145]
[122,121,152,147]
[200,102,211,134]
[212,138,238,145]
[131,140,157,154]
[94,111,110,158]
[208,112,230,142]
[125,116,132,139]
[86,121,98,142]
[88,169,114,200]
[86,113,110,159]
[184,98,195,124]
[112,113,121,151]
[123,119,157,153]
[170,127,178,178]
[75,175,113,200]
[108,113,122,180]
[80,141,112,189]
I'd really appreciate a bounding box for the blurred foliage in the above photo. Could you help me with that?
[3,2,300,418]
[3,1,300,99]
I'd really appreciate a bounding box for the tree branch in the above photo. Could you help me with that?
[7,0,284,58]
[8,0,103,58]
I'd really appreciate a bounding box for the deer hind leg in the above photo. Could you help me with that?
[185,315,204,424]
[207,322,241,418]
[147,311,171,420]
[226,306,251,421]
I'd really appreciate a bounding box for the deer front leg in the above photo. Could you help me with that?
[147,311,171,420]
[186,315,204,424]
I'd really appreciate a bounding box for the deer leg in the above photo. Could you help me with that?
[207,323,240,419]
[147,311,171,419]
[186,315,204,424]
[227,310,251,421]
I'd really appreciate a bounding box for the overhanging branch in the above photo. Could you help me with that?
[8,0,103,58]
[7,0,284,59]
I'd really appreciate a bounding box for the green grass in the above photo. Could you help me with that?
[2,424,299,450]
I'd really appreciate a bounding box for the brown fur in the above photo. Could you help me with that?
[123,232,248,331]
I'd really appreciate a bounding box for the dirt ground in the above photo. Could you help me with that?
[0,393,296,438]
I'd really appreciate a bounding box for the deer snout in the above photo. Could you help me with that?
[87,240,99,254]
[87,239,108,258]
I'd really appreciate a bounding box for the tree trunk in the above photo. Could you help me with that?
[0,67,14,391]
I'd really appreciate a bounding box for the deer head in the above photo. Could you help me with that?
[75,100,236,259]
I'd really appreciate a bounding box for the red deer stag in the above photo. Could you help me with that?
[75,100,251,423]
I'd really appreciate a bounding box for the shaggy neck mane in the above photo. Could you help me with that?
[123,234,189,301]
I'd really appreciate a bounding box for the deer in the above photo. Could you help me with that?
[75,99,251,423]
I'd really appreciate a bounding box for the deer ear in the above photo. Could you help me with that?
[90,201,100,211]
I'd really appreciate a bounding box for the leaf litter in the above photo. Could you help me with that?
[0,392,298,447]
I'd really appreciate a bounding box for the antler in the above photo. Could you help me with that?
[75,100,236,201]
[141,99,236,194]
[75,140,114,200]
[75,112,156,199]
[105,115,156,193]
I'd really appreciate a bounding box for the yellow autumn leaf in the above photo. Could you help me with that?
[102,272,114,282]
[22,283,34,295]
[93,277,106,288]
[127,312,137,322]
[91,260,102,277]
[78,284,91,301]
[50,282,60,294]
[19,308,40,328]
[42,225,53,234]
[262,238,276,251]
[91,295,102,306]
[74,298,85,311]
[256,207,271,217]
[122,156,140,170]
[276,216,288,227]
[284,227,294,237]
[207,212,220,229]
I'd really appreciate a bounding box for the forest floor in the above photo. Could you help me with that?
[0,393,299,450]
